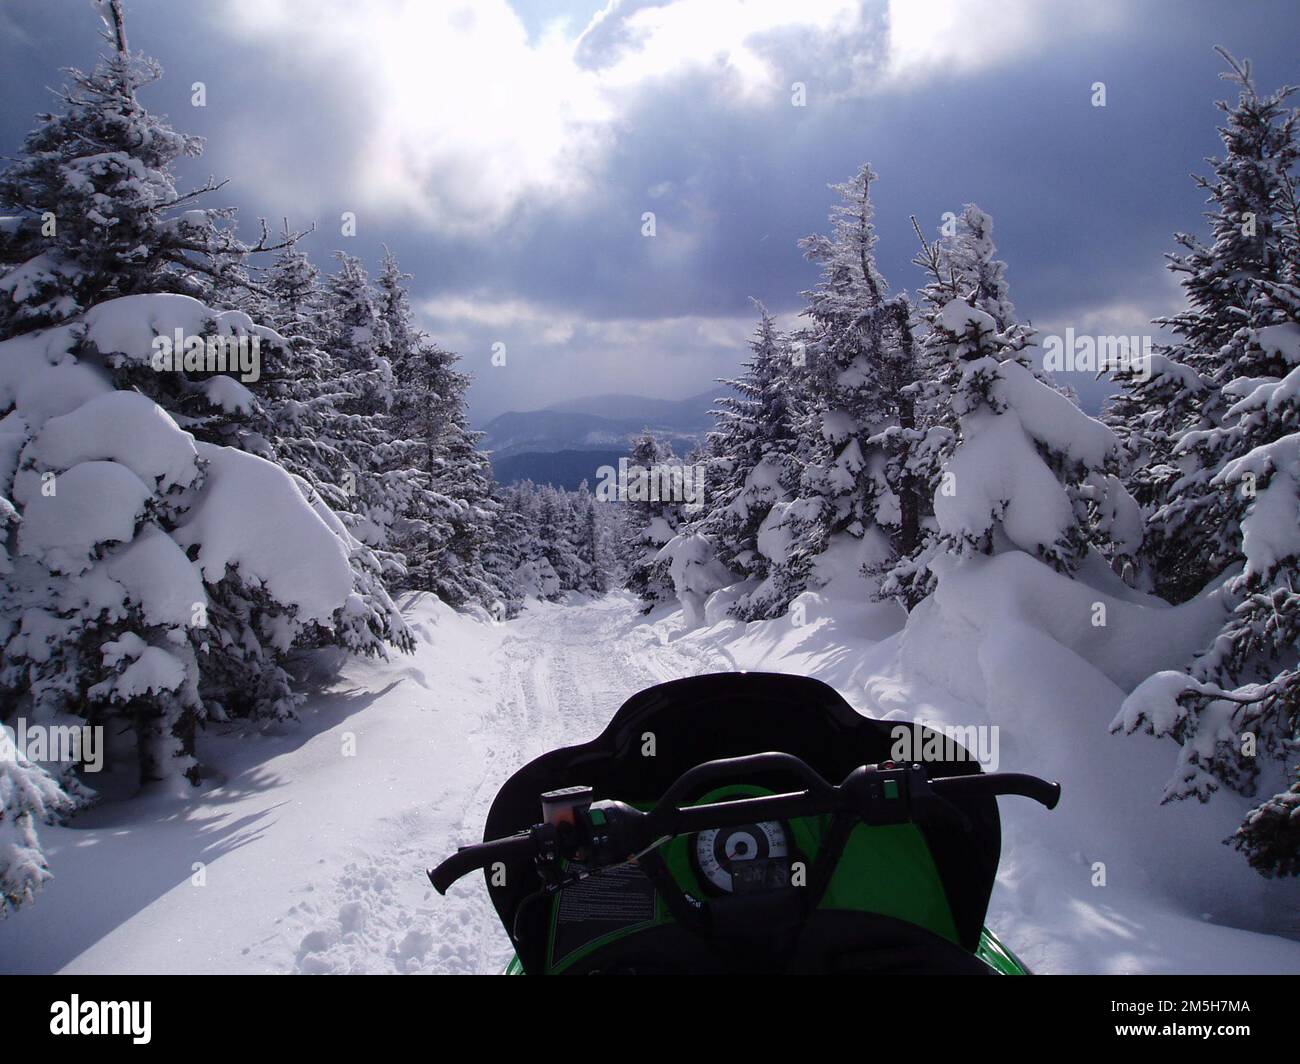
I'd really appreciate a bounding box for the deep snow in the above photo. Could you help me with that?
[1,589,1298,974]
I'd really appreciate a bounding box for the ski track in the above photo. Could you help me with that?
[285,594,728,975]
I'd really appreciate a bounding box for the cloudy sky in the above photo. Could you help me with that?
[2,0,1298,422]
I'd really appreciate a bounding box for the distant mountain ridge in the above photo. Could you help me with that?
[481,389,724,488]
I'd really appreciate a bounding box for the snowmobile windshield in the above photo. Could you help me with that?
[482,672,1002,968]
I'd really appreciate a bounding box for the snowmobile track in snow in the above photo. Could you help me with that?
[288,594,728,974]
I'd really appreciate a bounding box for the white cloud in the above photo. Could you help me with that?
[884,0,1127,82]
[223,0,614,233]
[576,0,864,93]
[219,0,872,232]
[219,0,1126,234]
[422,294,580,344]
[421,293,763,350]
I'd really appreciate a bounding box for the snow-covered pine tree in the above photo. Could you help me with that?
[320,252,430,583]
[495,480,563,601]
[926,296,1127,572]
[622,432,684,609]
[221,238,414,662]
[0,2,412,910]
[1111,50,1300,604]
[1114,53,1300,877]
[750,165,920,619]
[483,482,533,617]
[0,0,302,463]
[0,2,290,338]
[702,302,800,612]
[326,252,395,421]
[0,729,74,917]
[1116,344,1300,874]
[592,484,632,594]
[246,231,342,491]
[878,205,1047,607]
[491,478,621,600]
[569,481,611,594]
[374,251,458,597]
[534,485,583,594]
[421,401,502,610]
[378,250,502,611]
[0,296,412,763]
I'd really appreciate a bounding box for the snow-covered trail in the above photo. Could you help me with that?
[0,592,725,975]
[4,589,1299,975]
[370,592,729,976]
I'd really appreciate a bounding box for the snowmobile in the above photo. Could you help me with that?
[430,672,1059,974]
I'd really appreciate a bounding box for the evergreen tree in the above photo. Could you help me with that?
[535,486,583,592]
[922,298,1126,570]
[494,480,562,601]
[0,1,290,338]
[320,252,431,585]
[248,232,344,496]
[570,481,611,593]
[378,250,501,610]
[752,165,922,618]
[702,302,801,613]
[622,432,683,609]
[0,2,413,912]
[0,730,73,917]
[1115,53,1300,877]
[879,206,1049,606]
[1112,49,1300,603]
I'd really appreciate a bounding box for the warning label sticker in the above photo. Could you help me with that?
[551,865,657,964]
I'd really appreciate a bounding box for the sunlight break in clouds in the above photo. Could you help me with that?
[221,0,1123,234]
[224,0,612,233]
[222,0,864,234]
[215,0,836,233]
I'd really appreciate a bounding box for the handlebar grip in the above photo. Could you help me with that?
[931,773,1061,810]
[427,833,537,895]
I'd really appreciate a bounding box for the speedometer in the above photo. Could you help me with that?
[693,821,791,894]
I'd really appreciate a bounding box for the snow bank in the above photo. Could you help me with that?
[0,593,500,971]
[917,551,1224,693]
[890,551,1294,949]
[647,544,1298,971]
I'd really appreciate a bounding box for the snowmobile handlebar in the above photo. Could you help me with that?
[428,753,1060,895]
[428,833,540,894]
